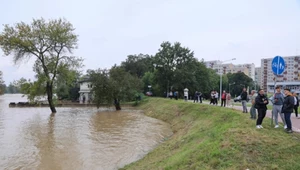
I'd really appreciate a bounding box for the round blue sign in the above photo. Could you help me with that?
[272,56,285,75]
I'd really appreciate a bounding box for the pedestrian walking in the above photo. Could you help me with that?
[255,89,269,129]
[282,88,294,133]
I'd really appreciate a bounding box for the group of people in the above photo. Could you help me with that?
[193,91,203,103]
[249,86,299,133]
[209,90,232,107]
[168,91,179,100]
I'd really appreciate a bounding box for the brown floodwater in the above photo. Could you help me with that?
[0,94,172,170]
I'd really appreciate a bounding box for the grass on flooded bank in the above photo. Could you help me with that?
[121,97,300,170]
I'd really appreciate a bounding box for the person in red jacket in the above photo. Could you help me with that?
[221,90,227,107]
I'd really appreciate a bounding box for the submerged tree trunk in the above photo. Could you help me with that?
[114,98,121,110]
[46,82,57,113]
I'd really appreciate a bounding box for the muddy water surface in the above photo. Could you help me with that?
[0,94,172,170]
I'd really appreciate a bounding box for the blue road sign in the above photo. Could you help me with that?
[272,56,285,75]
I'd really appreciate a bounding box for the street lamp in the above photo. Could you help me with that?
[219,58,236,102]
[229,82,235,94]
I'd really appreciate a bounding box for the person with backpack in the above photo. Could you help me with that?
[255,89,269,129]
[282,88,295,133]
[272,86,287,129]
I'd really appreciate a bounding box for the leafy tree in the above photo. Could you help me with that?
[56,70,81,100]
[109,66,143,102]
[0,18,83,113]
[89,66,143,110]
[227,72,253,97]
[88,69,113,107]
[121,54,153,78]
[153,41,195,96]
[142,71,155,94]
[17,78,46,102]
[0,71,5,95]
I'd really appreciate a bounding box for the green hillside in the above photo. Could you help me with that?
[121,98,300,170]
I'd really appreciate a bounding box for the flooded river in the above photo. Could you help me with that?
[0,94,172,170]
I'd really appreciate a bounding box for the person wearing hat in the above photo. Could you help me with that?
[255,89,269,129]
[272,86,286,129]
[282,88,294,133]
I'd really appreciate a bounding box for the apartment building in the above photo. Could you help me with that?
[255,67,262,87]
[204,60,255,80]
[261,56,300,93]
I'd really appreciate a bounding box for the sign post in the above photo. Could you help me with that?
[271,56,285,126]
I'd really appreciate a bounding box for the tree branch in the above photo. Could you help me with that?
[51,43,64,85]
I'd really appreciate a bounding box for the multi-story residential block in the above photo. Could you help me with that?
[261,56,300,93]
[255,67,262,87]
[204,60,255,80]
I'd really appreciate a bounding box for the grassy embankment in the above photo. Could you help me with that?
[121,98,300,170]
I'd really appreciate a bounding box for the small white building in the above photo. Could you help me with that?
[78,79,93,104]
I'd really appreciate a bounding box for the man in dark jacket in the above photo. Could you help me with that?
[241,88,248,113]
[255,89,269,129]
[282,88,295,133]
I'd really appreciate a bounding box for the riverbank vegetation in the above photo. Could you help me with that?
[122,98,300,170]
[1,19,257,112]
[0,18,83,113]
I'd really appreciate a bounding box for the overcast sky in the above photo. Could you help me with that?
[1,0,300,84]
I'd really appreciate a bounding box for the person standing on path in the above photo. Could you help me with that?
[210,91,215,105]
[282,88,294,133]
[241,88,248,113]
[193,91,199,103]
[272,86,287,129]
[292,92,299,118]
[199,92,203,103]
[255,89,269,129]
[249,90,257,119]
[226,93,232,107]
[184,88,189,102]
[214,91,219,105]
[221,90,227,107]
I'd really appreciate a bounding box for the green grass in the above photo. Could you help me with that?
[121,97,300,170]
